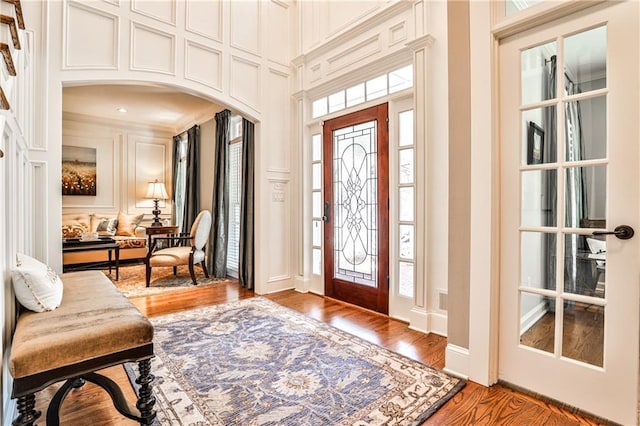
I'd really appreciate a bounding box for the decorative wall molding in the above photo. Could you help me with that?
[131,0,176,27]
[63,2,119,70]
[185,40,222,91]
[388,21,408,46]
[229,55,261,111]
[302,1,412,62]
[31,161,47,260]
[185,1,223,42]
[326,35,381,75]
[405,34,435,52]
[230,0,261,57]
[267,0,290,68]
[266,177,290,282]
[130,22,176,75]
[130,137,169,211]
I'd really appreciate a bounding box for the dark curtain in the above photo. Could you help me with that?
[170,135,181,227]
[239,119,255,289]
[209,109,230,277]
[542,56,558,291]
[183,125,201,232]
[563,68,588,294]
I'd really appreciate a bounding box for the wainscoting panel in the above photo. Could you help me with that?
[31,161,47,261]
[267,178,291,283]
[130,22,175,75]
[131,0,176,26]
[265,70,290,173]
[267,0,290,67]
[129,136,169,213]
[64,2,119,69]
[230,1,261,56]
[185,1,222,41]
[185,41,222,91]
[229,56,260,111]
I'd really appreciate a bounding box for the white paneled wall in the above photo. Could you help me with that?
[33,0,294,296]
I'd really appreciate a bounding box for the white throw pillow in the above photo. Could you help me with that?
[11,253,63,312]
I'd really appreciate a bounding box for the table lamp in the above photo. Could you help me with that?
[145,179,169,226]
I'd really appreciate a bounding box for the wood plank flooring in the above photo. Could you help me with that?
[32,280,608,425]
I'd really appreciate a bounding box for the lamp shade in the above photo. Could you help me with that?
[145,180,169,200]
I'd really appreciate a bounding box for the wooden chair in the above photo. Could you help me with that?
[145,210,212,287]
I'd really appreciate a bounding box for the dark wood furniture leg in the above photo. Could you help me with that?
[46,367,156,426]
[12,394,40,426]
[201,261,209,278]
[115,246,120,281]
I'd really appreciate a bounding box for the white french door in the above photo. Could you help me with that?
[499,2,639,424]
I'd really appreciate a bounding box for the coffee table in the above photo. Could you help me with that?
[62,237,120,280]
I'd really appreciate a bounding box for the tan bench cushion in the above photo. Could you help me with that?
[9,271,153,379]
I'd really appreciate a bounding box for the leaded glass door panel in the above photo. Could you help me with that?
[323,104,389,314]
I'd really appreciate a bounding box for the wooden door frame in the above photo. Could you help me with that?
[323,103,389,314]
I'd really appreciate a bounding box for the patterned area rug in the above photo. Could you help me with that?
[110,264,231,298]
[127,298,465,425]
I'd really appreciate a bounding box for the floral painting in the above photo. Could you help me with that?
[62,145,97,196]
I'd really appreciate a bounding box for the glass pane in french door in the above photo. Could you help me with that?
[333,120,378,287]
[518,25,608,367]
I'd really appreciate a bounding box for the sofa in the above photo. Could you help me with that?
[62,212,148,266]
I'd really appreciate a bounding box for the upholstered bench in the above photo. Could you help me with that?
[9,270,156,426]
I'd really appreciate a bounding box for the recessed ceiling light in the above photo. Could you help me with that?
[117,107,128,113]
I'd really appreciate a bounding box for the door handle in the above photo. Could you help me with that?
[592,225,635,240]
[322,201,330,223]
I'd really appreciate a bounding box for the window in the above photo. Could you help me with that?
[174,134,188,233]
[397,109,415,298]
[311,133,322,275]
[227,116,243,277]
[311,65,414,119]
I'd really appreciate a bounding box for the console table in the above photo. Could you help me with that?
[62,238,120,280]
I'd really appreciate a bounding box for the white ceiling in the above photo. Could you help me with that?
[62,84,223,132]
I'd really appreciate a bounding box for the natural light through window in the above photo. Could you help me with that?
[398,109,415,298]
[311,65,413,119]
[311,133,323,275]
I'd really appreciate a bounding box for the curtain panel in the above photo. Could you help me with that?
[239,119,255,289]
[171,135,181,228]
[210,109,231,277]
[183,125,201,232]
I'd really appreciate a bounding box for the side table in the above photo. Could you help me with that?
[143,225,179,249]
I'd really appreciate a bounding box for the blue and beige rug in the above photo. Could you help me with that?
[128,298,465,425]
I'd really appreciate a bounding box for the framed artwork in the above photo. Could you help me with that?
[527,121,545,165]
[62,145,97,196]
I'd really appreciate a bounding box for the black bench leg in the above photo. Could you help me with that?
[13,394,40,426]
[136,358,156,425]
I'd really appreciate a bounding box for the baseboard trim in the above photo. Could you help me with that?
[407,308,428,334]
[444,344,470,379]
[427,311,447,337]
[520,301,547,336]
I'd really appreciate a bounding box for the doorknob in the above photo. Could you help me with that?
[592,225,635,240]
[322,201,330,223]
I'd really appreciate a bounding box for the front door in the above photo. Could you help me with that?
[323,104,389,314]
[499,2,639,424]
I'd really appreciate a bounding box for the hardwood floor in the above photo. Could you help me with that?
[32,281,608,425]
